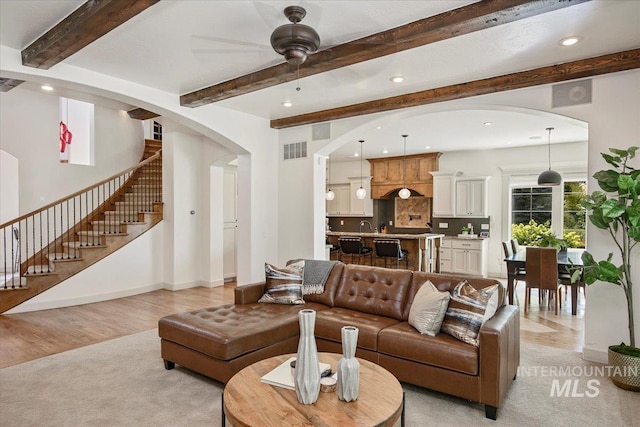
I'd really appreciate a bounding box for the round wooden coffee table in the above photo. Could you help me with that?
[223,352,404,427]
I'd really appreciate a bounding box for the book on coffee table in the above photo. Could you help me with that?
[261,357,330,391]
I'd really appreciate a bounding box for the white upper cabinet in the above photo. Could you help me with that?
[432,173,455,217]
[455,179,488,217]
[431,172,490,218]
[348,177,373,217]
[326,178,373,217]
[326,184,350,216]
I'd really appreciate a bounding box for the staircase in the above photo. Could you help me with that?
[0,139,163,313]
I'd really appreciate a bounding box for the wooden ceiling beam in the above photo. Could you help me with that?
[127,108,159,120]
[180,0,591,107]
[21,0,160,70]
[270,49,640,129]
[0,78,25,92]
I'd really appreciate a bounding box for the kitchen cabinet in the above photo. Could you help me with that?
[368,153,441,199]
[349,177,373,216]
[326,179,373,217]
[431,173,455,216]
[431,172,490,218]
[455,179,488,217]
[326,184,350,216]
[439,237,488,277]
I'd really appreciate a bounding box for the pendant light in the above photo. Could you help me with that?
[325,155,335,200]
[398,134,411,199]
[356,140,366,199]
[537,127,562,186]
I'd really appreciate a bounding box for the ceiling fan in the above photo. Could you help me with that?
[270,5,320,65]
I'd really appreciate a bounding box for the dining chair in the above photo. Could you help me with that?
[374,239,409,269]
[510,239,521,254]
[503,241,526,302]
[525,247,562,315]
[339,237,373,265]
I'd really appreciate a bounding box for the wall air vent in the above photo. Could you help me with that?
[284,141,307,160]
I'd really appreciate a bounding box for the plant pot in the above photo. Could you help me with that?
[608,347,640,391]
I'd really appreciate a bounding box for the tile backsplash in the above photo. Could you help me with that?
[431,217,491,237]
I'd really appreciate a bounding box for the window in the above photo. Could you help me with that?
[511,187,552,226]
[59,97,94,165]
[153,121,162,141]
[563,181,587,248]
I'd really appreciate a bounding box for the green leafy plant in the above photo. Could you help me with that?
[461,226,470,233]
[538,233,568,251]
[577,147,639,348]
[511,220,552,246]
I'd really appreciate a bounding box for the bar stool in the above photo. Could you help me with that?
[339,237,373,265]
[374,239,409,269]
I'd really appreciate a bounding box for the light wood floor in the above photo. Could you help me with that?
[0,279,585,369]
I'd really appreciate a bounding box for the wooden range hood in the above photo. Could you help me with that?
[368,152,441,199]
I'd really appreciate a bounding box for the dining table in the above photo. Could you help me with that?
[504,248,585,315]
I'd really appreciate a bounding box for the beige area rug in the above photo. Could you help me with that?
[0,330,636,427]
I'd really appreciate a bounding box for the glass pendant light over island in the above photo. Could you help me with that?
[356,140,366,200]
[399,134,411,199]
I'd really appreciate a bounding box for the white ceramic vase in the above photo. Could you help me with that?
[337,325,360,402]
[294,309,321,404]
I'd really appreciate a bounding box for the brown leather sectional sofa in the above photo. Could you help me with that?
[158,262,520,419]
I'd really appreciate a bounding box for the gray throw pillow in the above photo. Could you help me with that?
[408,281,450,336]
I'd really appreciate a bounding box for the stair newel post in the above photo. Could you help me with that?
[3,226,7,288]
[46,208,50,270]
[66,199,70,256]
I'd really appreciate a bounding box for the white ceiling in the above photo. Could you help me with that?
[2,1,639,161]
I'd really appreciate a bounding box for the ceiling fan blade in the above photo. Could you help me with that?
[190,35,272,50]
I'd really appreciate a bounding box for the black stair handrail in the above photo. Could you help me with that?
[1,151,162,289]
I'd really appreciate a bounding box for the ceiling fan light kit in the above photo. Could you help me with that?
[270,6,320,66]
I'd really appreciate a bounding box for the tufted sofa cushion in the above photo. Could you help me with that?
[333,264,412,321]
[158,302,329,360]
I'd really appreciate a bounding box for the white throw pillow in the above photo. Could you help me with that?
[408,281,451,336]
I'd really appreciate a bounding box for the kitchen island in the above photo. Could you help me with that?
[327,231,444,272]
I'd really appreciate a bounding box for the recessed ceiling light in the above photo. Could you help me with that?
[41,84,53,91]
[390,76,404,83]
[506,141,512,145]
[382,148,389,154]
[529,136,542,140]
[282,100,293,107]
[424,146,431,149]
[483,122,492,126]
[354,152,359,157]
[377,126,382,130]
[559,36,583,46]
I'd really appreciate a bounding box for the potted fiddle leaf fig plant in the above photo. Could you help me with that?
[577,146,640,391]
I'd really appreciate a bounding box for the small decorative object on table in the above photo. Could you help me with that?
[294,309,321,404]
[461,226,469,235]
[337,326,360,402]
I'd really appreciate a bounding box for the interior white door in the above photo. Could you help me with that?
[223,170,237,280]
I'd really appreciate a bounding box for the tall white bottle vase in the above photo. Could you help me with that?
[294,309,321,404]
[337,326,360,402]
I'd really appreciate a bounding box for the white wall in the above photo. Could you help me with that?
[278,70,639,362]
[437,141,588,277]
[0,149,19,224]
[0,86,142,214]
[1,44,279,288]
[6,224,164,313]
